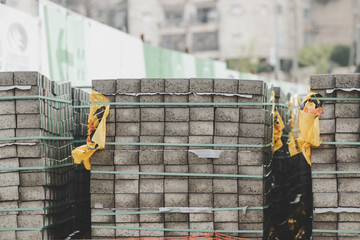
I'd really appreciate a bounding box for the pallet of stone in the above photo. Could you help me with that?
[310,74,360,239]
[89,78,271,239]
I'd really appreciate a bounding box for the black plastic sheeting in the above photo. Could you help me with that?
[265,137,313,240]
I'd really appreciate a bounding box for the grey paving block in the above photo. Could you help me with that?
[313,192,338,207]
[139,150,163,164]
[165,79,189,92]
[215,122,239,136]
[116,79,140,93]
[0,145,17,159]
[93,79,116,94]
[338,178,360,192]
[189,78,213,92]
[116,123,140,136]
[0,72,14,85]
[164,179,188,193]
[334,74,360,88]
[239,123,266,137]
[190,108,214,121]
[92,193,115,208]
[336,147,360,162]
[116,108,140,122]
[310,74,335,89]
[238,80,264,95]
[335,103,360,118]
[312,178,337,193]
[14,71,40,85]
[165,108,189,121]
[141,108,164,121]
[238,179,263,194]
[139,179,163,193]
[213,194,237,207]
[213,179,237,193]
[141,79,165,93]
[115,165,139,180]
[311,148,335,164]
[189,121,213,135]
[16,100,40,114]
[214,79,238,93]
[0,115,16,130]
[336,118,360,133]
[90,180,114,194]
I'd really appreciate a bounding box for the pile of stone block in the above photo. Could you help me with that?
[90,78,272,239]
[310,74,360,239]
[0,72,76,239]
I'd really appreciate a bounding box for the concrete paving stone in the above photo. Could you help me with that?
[313,212,338,222]
[311,163,336,179]
[319,119,336,134]
[139,150,163,164]
[91,193,115,208]
[239,209,263,223]
[189,212,214,222]
[213,136,238,150]
[115,223,139,237]
[214,222,238,234]
[339,193,360,207]
[189,222,214,234]
[238,179,263,194]
[140,223,165,237]
[189,164,213,174]
[91,223,115,238]
[312,178,337,193]
[337,163,360,178]
[319,103,334,119]
[17,144,43,158]
[16,114,41,129]
[239,194,263,207]
[116,123,140,136]
[115,210,139,223]
[214,210,238,222]
[189,78,213,92]
[214,79,238,93]
[313,192,338,207]
[0,172,19,187]
[107,108,115,123]
[0,101,15,115]
[0,72,13,85]
[15,86,40,96]
[114,95,139,108]
[189,193,213,207]
[213,179,237,193]
[92,79,116,94]
[312,222,337,237]
[14,71,40,85]
[335,133,360,144]
[19,171,47,187]
[139,212,163,223]
[91,165,115,180]
[335,103,360,118]
[339,213,360,222]
[0,231,16,239]
[165,79,189,92]
[116,79,141,93]
[91,150,114,165]
[139,179,163,193]
[215,108,239,122]
[114,136,139,150]
[213,151,237,165]
[140,94,165,105]
[0,215,17,229]
[164,151,187,165]
[336,118,360,133]
[238,151,264,166]
[188,94,212,103]
[317,134,335,149]
[188,136,213,150]
[213,96,237,106]
[164,222,190,236]
[238,80,264,95]
[215,122,239,136]
[214,165,238,175]
[140,193,163,208]
[114,151,138,165]
[0,201,18,216]
[311,148,336,164]
[164,136,188,150]
[310,74,335,89]
[238,166,263,176]
[17,230,45,240]
[164,179,188,193]
[90,179,114,194]
[19,186,47,201]
[18,201,50,215]
[0,186,18,201]
[238,223,263,238]
[164,94,189,104]
[0,145,17,159]
[336,147,360,162]
[139,165,164,179]
[190,108,214,121]
[189,179,212,193]
[338,178,360,192]
[115,165,139,180]
[139,136,164,150]
[106,122,116,136]
[239,123,265,137]
[164,165,189,176]
[338,222,360,237]
[115,179,139,193]
[16,100,40,114]
[238,95,266,109]
[141,78,164,92]
[0,114,16,130]
[214,194,238,207]
[334,74,360,88]
[115,193,138,209]
[165,122,189,136]
[165,108,189,121]
[0,89,14,97]
[189,121,213,135]
[91,209,115,223]
[336,89,360,100]
[141,108,164,121]
[17,214,45,228]
[141,122,164,136]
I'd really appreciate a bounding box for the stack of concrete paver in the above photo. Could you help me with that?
[0,72,75,239]
[310,74,360,240]
[90,78,272,239]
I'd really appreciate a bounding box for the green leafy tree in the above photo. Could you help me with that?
[298,45,333,74]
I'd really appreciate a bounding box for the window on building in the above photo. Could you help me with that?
[160,34,186,51]
[304,31,314,46]
[196,6,217,23]
[303,3,312,20]
[192,31,218,52]
[164,10,184,26]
